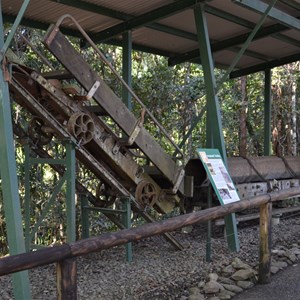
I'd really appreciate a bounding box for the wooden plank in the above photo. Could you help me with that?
[57,258,77,300]
[43,28,184,193]
[258,202,272,284]
[42,69,74,80]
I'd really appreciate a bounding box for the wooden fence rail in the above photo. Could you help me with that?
[1,187,300,299]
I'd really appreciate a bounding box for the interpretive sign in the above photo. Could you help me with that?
[197,148,240,205]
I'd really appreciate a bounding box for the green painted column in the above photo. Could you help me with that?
[65,141,76,242]
[264,69,272,156]
[24,143,31,252]
[194,3,239,252]
[122,198,132,262]
[0,5,31,299]
[121,32,133,262]
[122,31,132,111]
[80,194,90,239]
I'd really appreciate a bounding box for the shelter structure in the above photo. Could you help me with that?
[0,1,299,299]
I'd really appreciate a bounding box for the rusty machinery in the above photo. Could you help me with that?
[7,19,300,228]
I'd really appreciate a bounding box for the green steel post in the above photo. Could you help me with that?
[65,141,76,242]
[217,0,278,90]
[0,6,31,300]
[122,198,132,262]
[206,185,212,262]
[194,3,239,252]
[24,143,31,252]
[80,194,90,239]
[29,174,67,240]
[264,69,272,156]
[122,31,132,110]
[0,0,31,60]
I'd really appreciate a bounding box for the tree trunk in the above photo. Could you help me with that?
[239,76,248,157]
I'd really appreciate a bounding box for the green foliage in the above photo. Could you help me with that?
[0,24,299,256]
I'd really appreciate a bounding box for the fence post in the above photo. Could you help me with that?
[258,201,272,284]
[57,258,77,300]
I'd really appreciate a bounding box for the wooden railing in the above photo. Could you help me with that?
[1,187,299,299]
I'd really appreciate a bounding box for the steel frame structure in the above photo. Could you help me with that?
[0,0,299,298]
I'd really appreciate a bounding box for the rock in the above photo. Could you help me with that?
[182,226,193,234]
[198,281,206,288]
[189,287,201,295]
[290,248,300,256]
[218,289,235,299]
[231,258,251,270]
[203,281,224,294]
[284,250,297,263]
[189,294,205,300]
[236,280,254,289]
[272,261,288,269]
[218,276,235,285]
[222,265,235,275]
[208,273,219,282]
[231,269,256,281]
[222,283,243,293]
[271,266,280,274]
[188,287,205,300]
[271,249,286,256]
[207,297,220,300]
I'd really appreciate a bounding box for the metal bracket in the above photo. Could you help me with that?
[86,80,100,99]
[172,168,185,194]
[112,141,120,155]
[127,108,146,146]
[74,80,100,101]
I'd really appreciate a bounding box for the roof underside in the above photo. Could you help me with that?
[3,0,300,77]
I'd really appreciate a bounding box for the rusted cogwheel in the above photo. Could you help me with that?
[135,180,158,207]
[95,180,116,208]
[28,116,54,145]
[67,112,95,144]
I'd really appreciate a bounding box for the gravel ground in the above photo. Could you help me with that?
[1,213,300,299]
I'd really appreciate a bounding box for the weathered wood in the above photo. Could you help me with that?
[43,28,184,192]
[57,258,77,300]
[258,202,272,284]
[228,156,300,183]
[0,187,299,277]
[0,244,71,276]
[215,205,300,226]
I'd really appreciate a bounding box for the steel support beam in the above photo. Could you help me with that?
[217,0,279,90]
[0,0,31,60]
[122,31,132,111]
[233,0,300,31]
[91,0,202,43]
[24,143,31,252]
[264,69,272,156]
[122,198,132,263]
[230,52,300,78]
[194,3,239,252]
[0,4,31,300]
[65,141,76,243]
[50,0,198,42]
[279,0,300,10]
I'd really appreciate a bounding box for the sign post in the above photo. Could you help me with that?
[197,148,240,256]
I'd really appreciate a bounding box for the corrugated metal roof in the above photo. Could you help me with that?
[2,0,300,76]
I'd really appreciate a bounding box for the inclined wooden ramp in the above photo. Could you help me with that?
[43,24,185,196]
[10,68,183,250]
